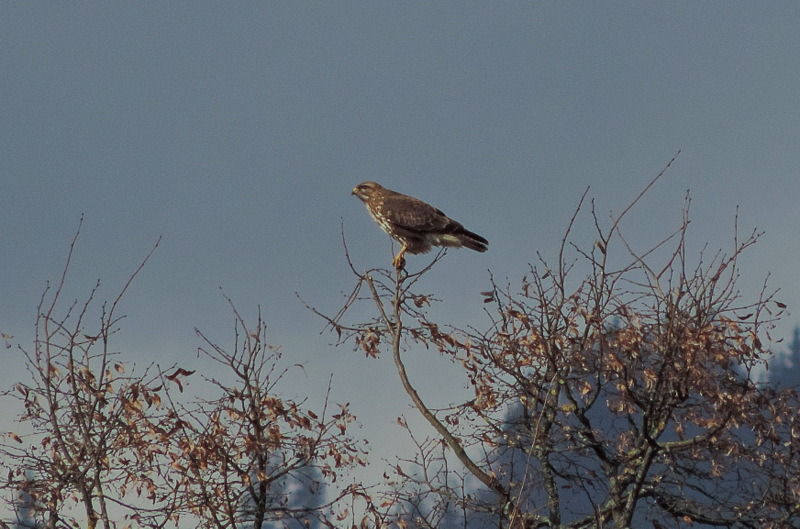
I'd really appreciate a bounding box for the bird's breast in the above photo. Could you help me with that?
[368,204,394,234]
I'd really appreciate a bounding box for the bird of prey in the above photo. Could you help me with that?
[352,181,488,269]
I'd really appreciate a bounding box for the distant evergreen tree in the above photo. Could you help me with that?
[238,452,327,529]
[13,471,39,529]
[260,461,326,529]
[769,324,800,389]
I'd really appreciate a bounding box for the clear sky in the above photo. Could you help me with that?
[2,2,799,503]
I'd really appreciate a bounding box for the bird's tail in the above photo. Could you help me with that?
[459,228,489,253]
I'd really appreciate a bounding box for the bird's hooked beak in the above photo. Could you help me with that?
[352,182,376,202]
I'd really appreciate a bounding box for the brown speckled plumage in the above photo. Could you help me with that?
[352,181,488,269]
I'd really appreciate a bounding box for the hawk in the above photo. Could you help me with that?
[352,181,488,269]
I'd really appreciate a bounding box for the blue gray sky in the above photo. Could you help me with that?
[2,2,800,494]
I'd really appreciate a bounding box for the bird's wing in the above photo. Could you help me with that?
[381,194,455,232]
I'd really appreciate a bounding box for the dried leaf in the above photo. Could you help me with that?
[165,367,196,392]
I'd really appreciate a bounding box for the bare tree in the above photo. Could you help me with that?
[0,220,177,529]
[0,220,368,529]
[165,298,368,529]
[322,156,800,528]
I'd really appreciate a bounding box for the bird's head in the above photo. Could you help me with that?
[352,181,383,202]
